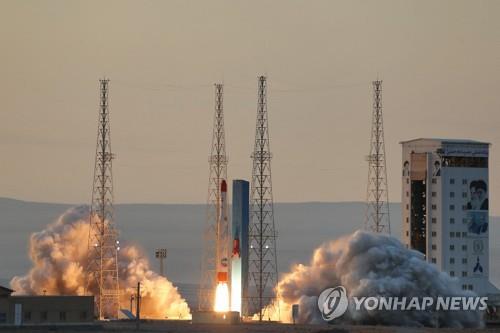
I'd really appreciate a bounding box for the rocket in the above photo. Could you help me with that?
[230,197,242,313]
[216,179,229,283]
[230,179,249,314]
[232,196,241,259]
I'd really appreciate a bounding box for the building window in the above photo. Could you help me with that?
[450,258,455,264]
[462,232,467,237]
[431,178,437,184]
[41,311,48,322]
[431,258,436,263]
[406,217,409,223]
[431,231,437,237]
[432,217,437,224]
[450,178,455,184]
[462,271,468,277]
[60,311,66,321]
[456,232,461,238]
[468,285,473,290]
[24,311,31,321]
[432,192,437,197]
[462,284,467,290]
[450,271,455,277]
[406,191,409,197]
[462,258,467,264]
[406,178,409,184]
[450,244,455,250]
[450,192,455,198]
[450,204,455,210]
[462,179,468,185]
[406,204,409,210]
[432,244,437,250]
[432,204,437,210]
[462,245,467,251]
[450,218,455,224]
[463,218,467,224]
[462,192,467,198]
[406,231,409,237]
[450,232,455,238]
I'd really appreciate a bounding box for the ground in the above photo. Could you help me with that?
[1,321,500,333]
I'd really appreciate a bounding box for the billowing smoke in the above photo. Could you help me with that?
[276,230,483,328]
[10,206,191,319]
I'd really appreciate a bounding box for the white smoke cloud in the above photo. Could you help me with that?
[276,230,483,328]
[10,206,191,319]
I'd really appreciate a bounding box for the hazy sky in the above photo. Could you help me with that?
[1,1,499,212]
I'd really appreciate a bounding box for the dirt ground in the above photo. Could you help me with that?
[108,321,499,333]
[1,321,500,333]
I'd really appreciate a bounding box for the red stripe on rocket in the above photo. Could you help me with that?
[232,238,240,257]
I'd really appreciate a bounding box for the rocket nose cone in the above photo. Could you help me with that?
[221,180,227,192]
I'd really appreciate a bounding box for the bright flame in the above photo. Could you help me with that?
[214,282,230,312]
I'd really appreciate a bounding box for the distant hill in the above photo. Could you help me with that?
[1,197,499,299]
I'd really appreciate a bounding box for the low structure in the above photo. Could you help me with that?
[192,311,240,324]
[0,286,94,326]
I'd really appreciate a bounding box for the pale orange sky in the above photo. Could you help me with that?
[1,1,499,212]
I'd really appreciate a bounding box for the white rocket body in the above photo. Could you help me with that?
[216,180,229,284]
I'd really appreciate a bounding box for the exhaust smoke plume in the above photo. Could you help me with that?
[10,206,191,319]
[276,230,483,328]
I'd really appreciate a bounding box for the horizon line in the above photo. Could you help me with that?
[0,196,403,206]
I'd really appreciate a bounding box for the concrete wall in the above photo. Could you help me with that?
[0,295,94,325]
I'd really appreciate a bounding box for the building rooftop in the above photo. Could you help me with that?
[400,138,490,145]
[0,285,14,296]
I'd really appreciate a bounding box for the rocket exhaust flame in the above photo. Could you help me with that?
[10,206,191,319]
[214,282,230,312]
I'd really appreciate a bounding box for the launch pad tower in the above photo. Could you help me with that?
[247,76,279,321]
[86,79,120,319]
[198,83,229,310]
[365,79,391,234]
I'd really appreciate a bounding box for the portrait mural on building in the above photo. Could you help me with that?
[466,179,488,235]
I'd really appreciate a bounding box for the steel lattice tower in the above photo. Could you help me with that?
[198,83,228,310]
[87,78,120,319]
[365,80,391,234]
[247,76,279,321]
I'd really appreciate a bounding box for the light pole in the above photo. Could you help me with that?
[130,294,135,314]
[155,248,167,277]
